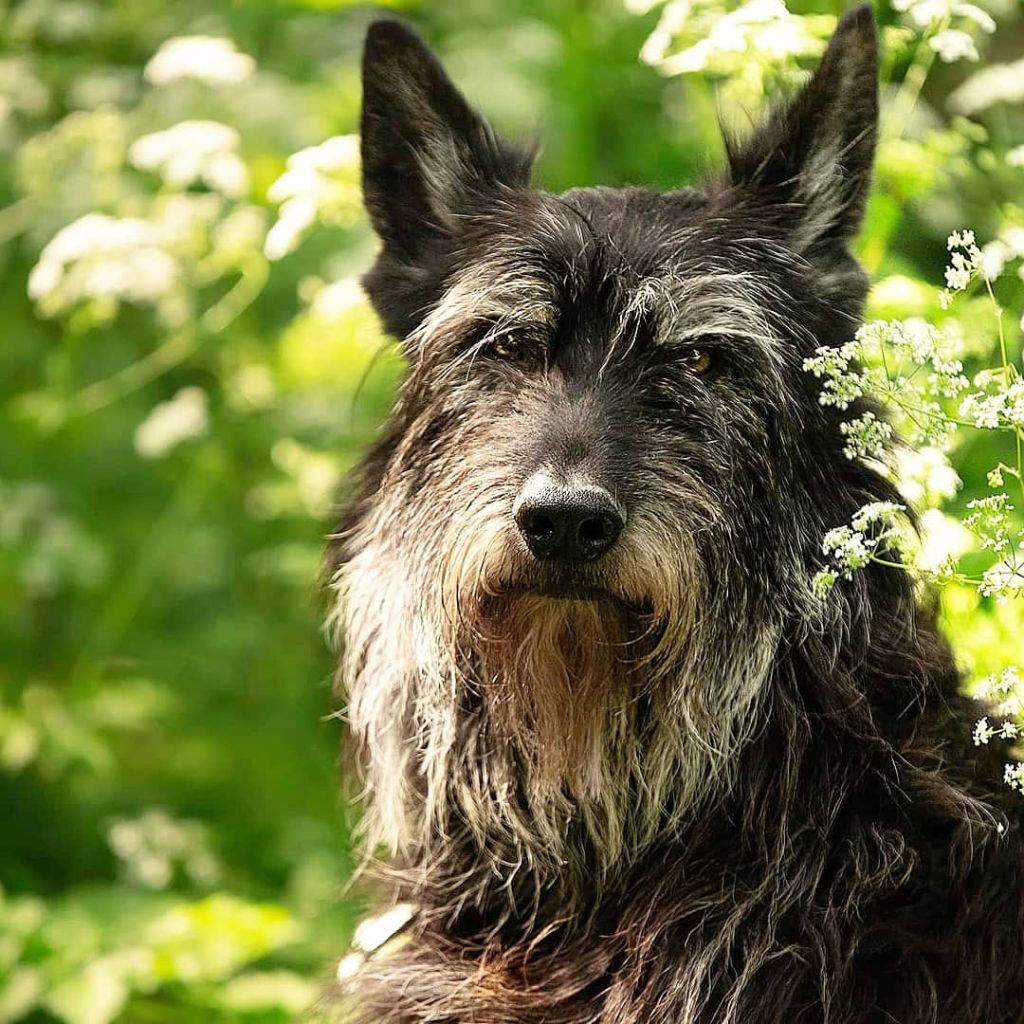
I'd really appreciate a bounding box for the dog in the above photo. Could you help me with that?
[325,7,1024,1021]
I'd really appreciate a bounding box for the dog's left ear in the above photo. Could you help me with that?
[725,4,878,253]
[360,20,532,265]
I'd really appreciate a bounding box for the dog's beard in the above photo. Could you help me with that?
[435,494,697,801]
[336,490,779,886]
[469,593,637,794]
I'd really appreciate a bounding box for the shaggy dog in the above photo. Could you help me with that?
[326,7,1024,1021]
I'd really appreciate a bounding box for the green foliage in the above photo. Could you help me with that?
[1,0,1022,1019]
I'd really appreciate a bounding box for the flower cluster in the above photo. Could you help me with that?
[803,315,968,458]
[635,0,835,104]
[108,808,220,890]
[27,191,264,331]
[950,56,1024,114]
[807,225,1024,790]
[134,386,210,459]
[810,230,1024,599]
[28,213,183,325]
[264,135,362,261]
[634,0,996,117]
[812,501,907,594]
[129,121,249,198]
[143,36,255,88]
[891,0,995,64]
[964,494,1016,556]
[1005,762,1024,794]
[973,667,1024,796]
[961,376,1024,430]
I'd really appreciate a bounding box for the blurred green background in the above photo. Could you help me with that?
[1,0,1022,1020]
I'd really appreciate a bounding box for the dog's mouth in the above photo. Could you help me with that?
[504,581,617,602]
[490,578,651,615]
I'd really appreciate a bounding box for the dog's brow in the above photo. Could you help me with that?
[627,270,789,360]
[409,261,557,349]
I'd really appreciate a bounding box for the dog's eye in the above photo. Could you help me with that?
[491,335,526,360]
[680,347,714,375]
[488,332,545,366]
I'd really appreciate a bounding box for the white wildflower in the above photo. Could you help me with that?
[134,387,209,459]
[28,213,180,320]
[895,447,961,507]
[129,121,248,197]
[821,526,871,575]
[1004,763,1024,794]
[638,0,691,66]
[979,240,1009,280]
[960,380,1024,431]
[945,257,973,291]
[964,493,1015,555]
[950,57,1024,114]
[929,29,979,63]
[265,135,361,260]
[892,0,995,32]
[1007,145,1024,168]
[974,716,994,746]
[850,501,906,532]
[952,2,996,33]
[975,717,1020,746]
[977,666,1023,700]
[109,808,220,889]
[639,0,831,102]
[999,693,1023,720]
[818,502,908,585]
[948,229,976,248]
[980,559,1024,600]
[840,412,894,461]
[144,36,255,87]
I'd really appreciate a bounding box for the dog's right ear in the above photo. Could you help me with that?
[360,20,532,270]
[724,5,878,257]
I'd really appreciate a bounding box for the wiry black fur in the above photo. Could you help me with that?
[326,9,1024,1022]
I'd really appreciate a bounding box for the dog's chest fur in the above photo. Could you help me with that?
[336,681,1024,1024]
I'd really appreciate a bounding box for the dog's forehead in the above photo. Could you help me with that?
[556,185,710,244]
[420,185,780,351]
[527,185,713,281]
[490,185,769,312]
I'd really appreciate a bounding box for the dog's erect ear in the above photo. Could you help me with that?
[360,20,532,264]
[725,4,878,252]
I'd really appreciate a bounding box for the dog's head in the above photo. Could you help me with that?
[332,9,881,868]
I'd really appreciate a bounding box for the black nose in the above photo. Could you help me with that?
[514,485,625,563]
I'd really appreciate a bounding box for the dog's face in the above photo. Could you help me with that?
[333,9,880,866]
